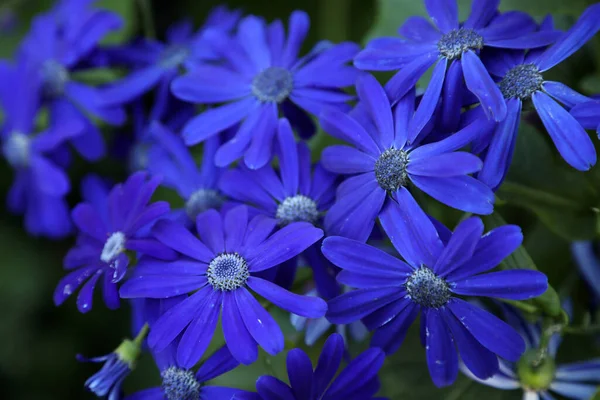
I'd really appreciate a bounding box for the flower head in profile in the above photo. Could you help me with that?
[0,58,75,238]
[54,172,175,313]
[354,0,559,124]
[100,6,241,106]
[477,4,600,189]
[322,195,548,387]
[462,302,600,400]
[320,74,494,242]
[233,334,386,400]
[18,2,126,161]
[119,205,326,367]
[171,11,360,169]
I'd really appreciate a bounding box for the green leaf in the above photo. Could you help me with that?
[97,0,137,44]
[499,0,588,16]
[498,123,599,241]
[483,212,562,318]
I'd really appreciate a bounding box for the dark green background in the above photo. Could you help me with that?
[0,0,599,399]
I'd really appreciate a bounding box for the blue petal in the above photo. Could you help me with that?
[101,66,164,106]
[380,188,444,268]
[277,118,300,195]
[549,381,598,400]
[398,16,441,42]
[362,296,412,331]
[313,334,344,395]
[244,103,279,169]
[242,215,277,249]
[320,109,381,157]
[321,145,376,174]
[425,0,458,32]
[439,60,465,133]
[152,220,214,262]
[434,217,484,276]
[30,156,70,196]
[478,98,521,190]
[462,50,507,122]
[385,53,437,104]
[256,376,295,400]
[71,203,107,240]
[424,308,458,387]
[451,270,548,300]
[408,58,447,143]
[170,66,249,104]
[536,4,600,71]
[236,15,271,71]
[485,30,561,49]
[282,11,310,68]
[571,101,600,132]
[224,205,249,251]
[196,209,225,255]
[448,298,525,362]
[286,349,314,399]
[326,287,404,324]
[393,88,416,148]
[221,291,259,365]
[324,348,385,399]
[356,74,394,148]
[464,0,500,29]
[410,174,494,215]
[477,11,536,41]
[371,302,419,354]
[195,346,240,382]
[119,275,207,299]
[555,359,600,382]
[532,91,596,170]
[408,151,482,177]
[543,81,590,109]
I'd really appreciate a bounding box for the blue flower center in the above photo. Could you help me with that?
[159,45,190,69]
[405,267,451,308]
[185,189,224,220]
[3,132,31,168]
[41,60,69,98]
[207,253,249,291]
[437,28,484,60]
[252,67,294,103]
[101,232,126,264]
[161,367,201,400]
[374,148,410,192]
[499,63,544,100]
[276,195,319,226]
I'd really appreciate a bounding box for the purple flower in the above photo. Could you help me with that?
[477,4,600,189]
[53,172,175,313]
[354,0,559,123]
[18,3,125,161]
[322,195,548,387]
[119,205,327,367]
[171,11,360,169]
[100,7,241,106]
[320,74,495,242]
[0,58,75,238]
[462,303,600,400]
[233,334,386,400]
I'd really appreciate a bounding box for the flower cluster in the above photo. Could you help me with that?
[3,0,600,398]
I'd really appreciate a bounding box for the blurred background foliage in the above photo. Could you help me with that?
[0,0,599,399]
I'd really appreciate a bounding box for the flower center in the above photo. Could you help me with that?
[437,28,484,60]
[161,367,201,400]
[41,60,69,98]
[207,253,249,291]
[374,148,409,192]
[251,67,294,103]
[185,189,224,221]
[159,45,190,69]
[101,232,126,264]
[499,63,544,100]
[276,195,319,226]
[405,267,451,308]
[3,132,31,168]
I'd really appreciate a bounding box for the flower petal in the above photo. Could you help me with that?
[221,291,259,365]
[451,270,548,300]
[326,287,404,324]
[425,308,458,387]
[462,50,507,122]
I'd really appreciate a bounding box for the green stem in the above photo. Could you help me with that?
[500,299,539,314]
[563,324,600,335]
[532,320,562,367]
[137,0,156,40]
[133,323,150,346]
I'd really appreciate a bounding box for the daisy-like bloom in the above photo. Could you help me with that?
[78,324,148,400]
[0,58,76,238]
[146,122,227,225]
[233,333,386,400]
[119,205,327,367]
[322,196,548,387]
[18,1,126,161]
[571,99,600,139]
[462,303,600,400]
[320,74,494,242]
[477,4,600,189]
[354,0,559,123]
[53,172,175,313]
[100,7,240,106]
[219,118,337,288]
[571,241,600,300]
[171,11,360,169]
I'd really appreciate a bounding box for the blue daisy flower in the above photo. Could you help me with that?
[219,118,337,288]
[119,205,327,367]
[571,241,600,301]
[54,172,175,313]
[354,0,560,122]
[477,4,600,189]
[100,6,241,106]
[146,121,227,225]
[571,99,600,139]
[0,58,76,238]
[322,196,548,387]
[125,297,249,400]
[18,3,126,161]
[171,11,360,169]
[462,302,600,400]
[232,333,386,400]
[320,74,495,242]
